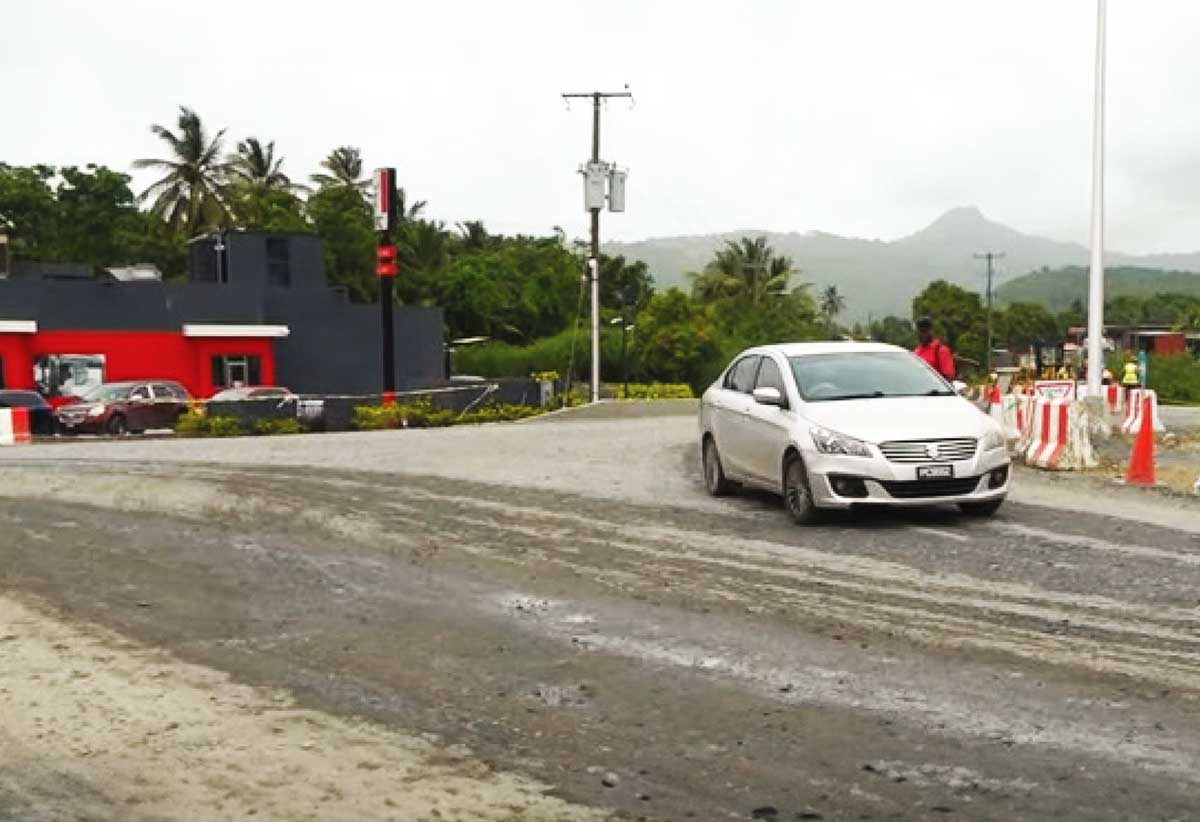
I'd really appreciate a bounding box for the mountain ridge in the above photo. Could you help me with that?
[604,207,1200,319]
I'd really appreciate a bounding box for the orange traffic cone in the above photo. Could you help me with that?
[1125,395,1156,486]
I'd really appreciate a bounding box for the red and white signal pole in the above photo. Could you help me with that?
[373,168,398,398]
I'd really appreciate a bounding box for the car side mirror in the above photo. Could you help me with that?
[952,380,968,396]
[752,387,784,407]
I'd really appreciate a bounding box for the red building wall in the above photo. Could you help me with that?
[0,331,275,398]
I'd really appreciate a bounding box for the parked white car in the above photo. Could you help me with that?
[699,342,1010,524]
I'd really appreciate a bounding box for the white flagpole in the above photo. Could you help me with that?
[1086,0,1107,397]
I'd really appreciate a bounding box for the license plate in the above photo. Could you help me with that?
[917,464,954,480]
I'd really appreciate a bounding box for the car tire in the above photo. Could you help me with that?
[106,415,128,436]
[702,436,734,497]
[783,453,823,525]
[958,498,1004,518]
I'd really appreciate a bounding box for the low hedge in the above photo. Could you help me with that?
[353,398,544,430]
[174,413,303,437]
[613,382,694,400]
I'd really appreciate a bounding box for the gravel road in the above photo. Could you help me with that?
[2,403,1200,821]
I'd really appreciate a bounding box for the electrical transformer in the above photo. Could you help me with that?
[582,161,608,211]
[608,168,627,212]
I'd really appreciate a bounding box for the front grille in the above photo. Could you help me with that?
[879,438,977,463]
[879,477,982,499]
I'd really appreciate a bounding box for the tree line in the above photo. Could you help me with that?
[0,106,652,346]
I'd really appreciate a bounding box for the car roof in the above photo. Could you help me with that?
[748,341,909,358]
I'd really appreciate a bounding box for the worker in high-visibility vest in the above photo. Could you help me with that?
[1121,361,1140,387]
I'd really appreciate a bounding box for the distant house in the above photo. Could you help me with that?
[0,231,445,397]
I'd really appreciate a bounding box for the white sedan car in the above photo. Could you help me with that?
[699,342,1010,524]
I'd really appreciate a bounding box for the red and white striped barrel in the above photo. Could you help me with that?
[0,408,32,446]
[1024,398,1098,470]
[1120,388,1165,434]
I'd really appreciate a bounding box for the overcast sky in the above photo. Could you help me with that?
[5,1,1199,252]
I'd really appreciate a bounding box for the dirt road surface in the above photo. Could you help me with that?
[3,403,1200,821]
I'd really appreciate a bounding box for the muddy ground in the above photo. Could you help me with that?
[2,405,1200,821]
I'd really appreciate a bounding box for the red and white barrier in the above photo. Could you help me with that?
[1024,398,1097,470]
[1104,384,1124,416]
[1033,380,1076,400]
[1119,388,1165,434]
[0,408,32,446]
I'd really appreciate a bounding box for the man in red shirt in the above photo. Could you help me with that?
[913,317,956,380]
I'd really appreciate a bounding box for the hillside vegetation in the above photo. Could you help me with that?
[995,266,1200,313]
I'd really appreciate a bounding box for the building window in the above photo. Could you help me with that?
[266,237,291,287]
[211,355,262,388]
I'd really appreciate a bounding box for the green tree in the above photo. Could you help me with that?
[912,280,987,365]
[133,106,229,235]
[228,186,309,233]
[632,289,721,389]
[819,285,846,338]
[1105,294,1144,325]
[870,315,916,348]
[0,163,59,259]
[54,165,147,267]
[996,301,1060,350]
[691,236,796,305]
[599,254,655,314]
[310,146,369,192]
[306,184,375,301]
[226,137,299,192]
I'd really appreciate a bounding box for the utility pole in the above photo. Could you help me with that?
[974,251,1005,376]
[1086,0,1107,400]
[562,89,632,403]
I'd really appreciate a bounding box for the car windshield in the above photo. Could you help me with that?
[789,351,953,402]
[81,384,131,402]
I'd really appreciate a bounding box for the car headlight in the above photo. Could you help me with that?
[810,426,873,458]
[87,404,106,417]
[982,428,1006,452]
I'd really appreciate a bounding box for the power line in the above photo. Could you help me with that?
[973,251,1006,375]
[561,89,632,403]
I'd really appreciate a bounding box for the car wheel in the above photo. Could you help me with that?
[106,415,128,436]
[958,498,1004,518]
[702,436,734,497]
[783,453,823,525]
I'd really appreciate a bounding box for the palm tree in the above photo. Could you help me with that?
[691,237,796,305]
[455,220,492,250]
[311,146,425,218]
[226,137,302,193]
[820,285,847,338]
[310,146,369,191]
[133,106,229,234]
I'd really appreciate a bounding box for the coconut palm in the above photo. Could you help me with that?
[310,146,368,191]
[311,146,425,218]
[133,106,229,234]
[820,285,847,338]
[691,236,796,305]
[226,137,302,193]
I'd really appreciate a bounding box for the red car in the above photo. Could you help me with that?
[55,381,192,435]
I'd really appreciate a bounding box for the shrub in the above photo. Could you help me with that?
[207,416,244,437]
[175,412,209,436]
[352,399,546,430]
[253,418,303,436]
[614,382,694,400]
[1148,354,1200,404]
[353,404,396,430]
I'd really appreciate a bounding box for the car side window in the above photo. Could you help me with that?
[130,385,151,400]
[755,358,787,396]
[153,383,182,399]
[724,356,761,394]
